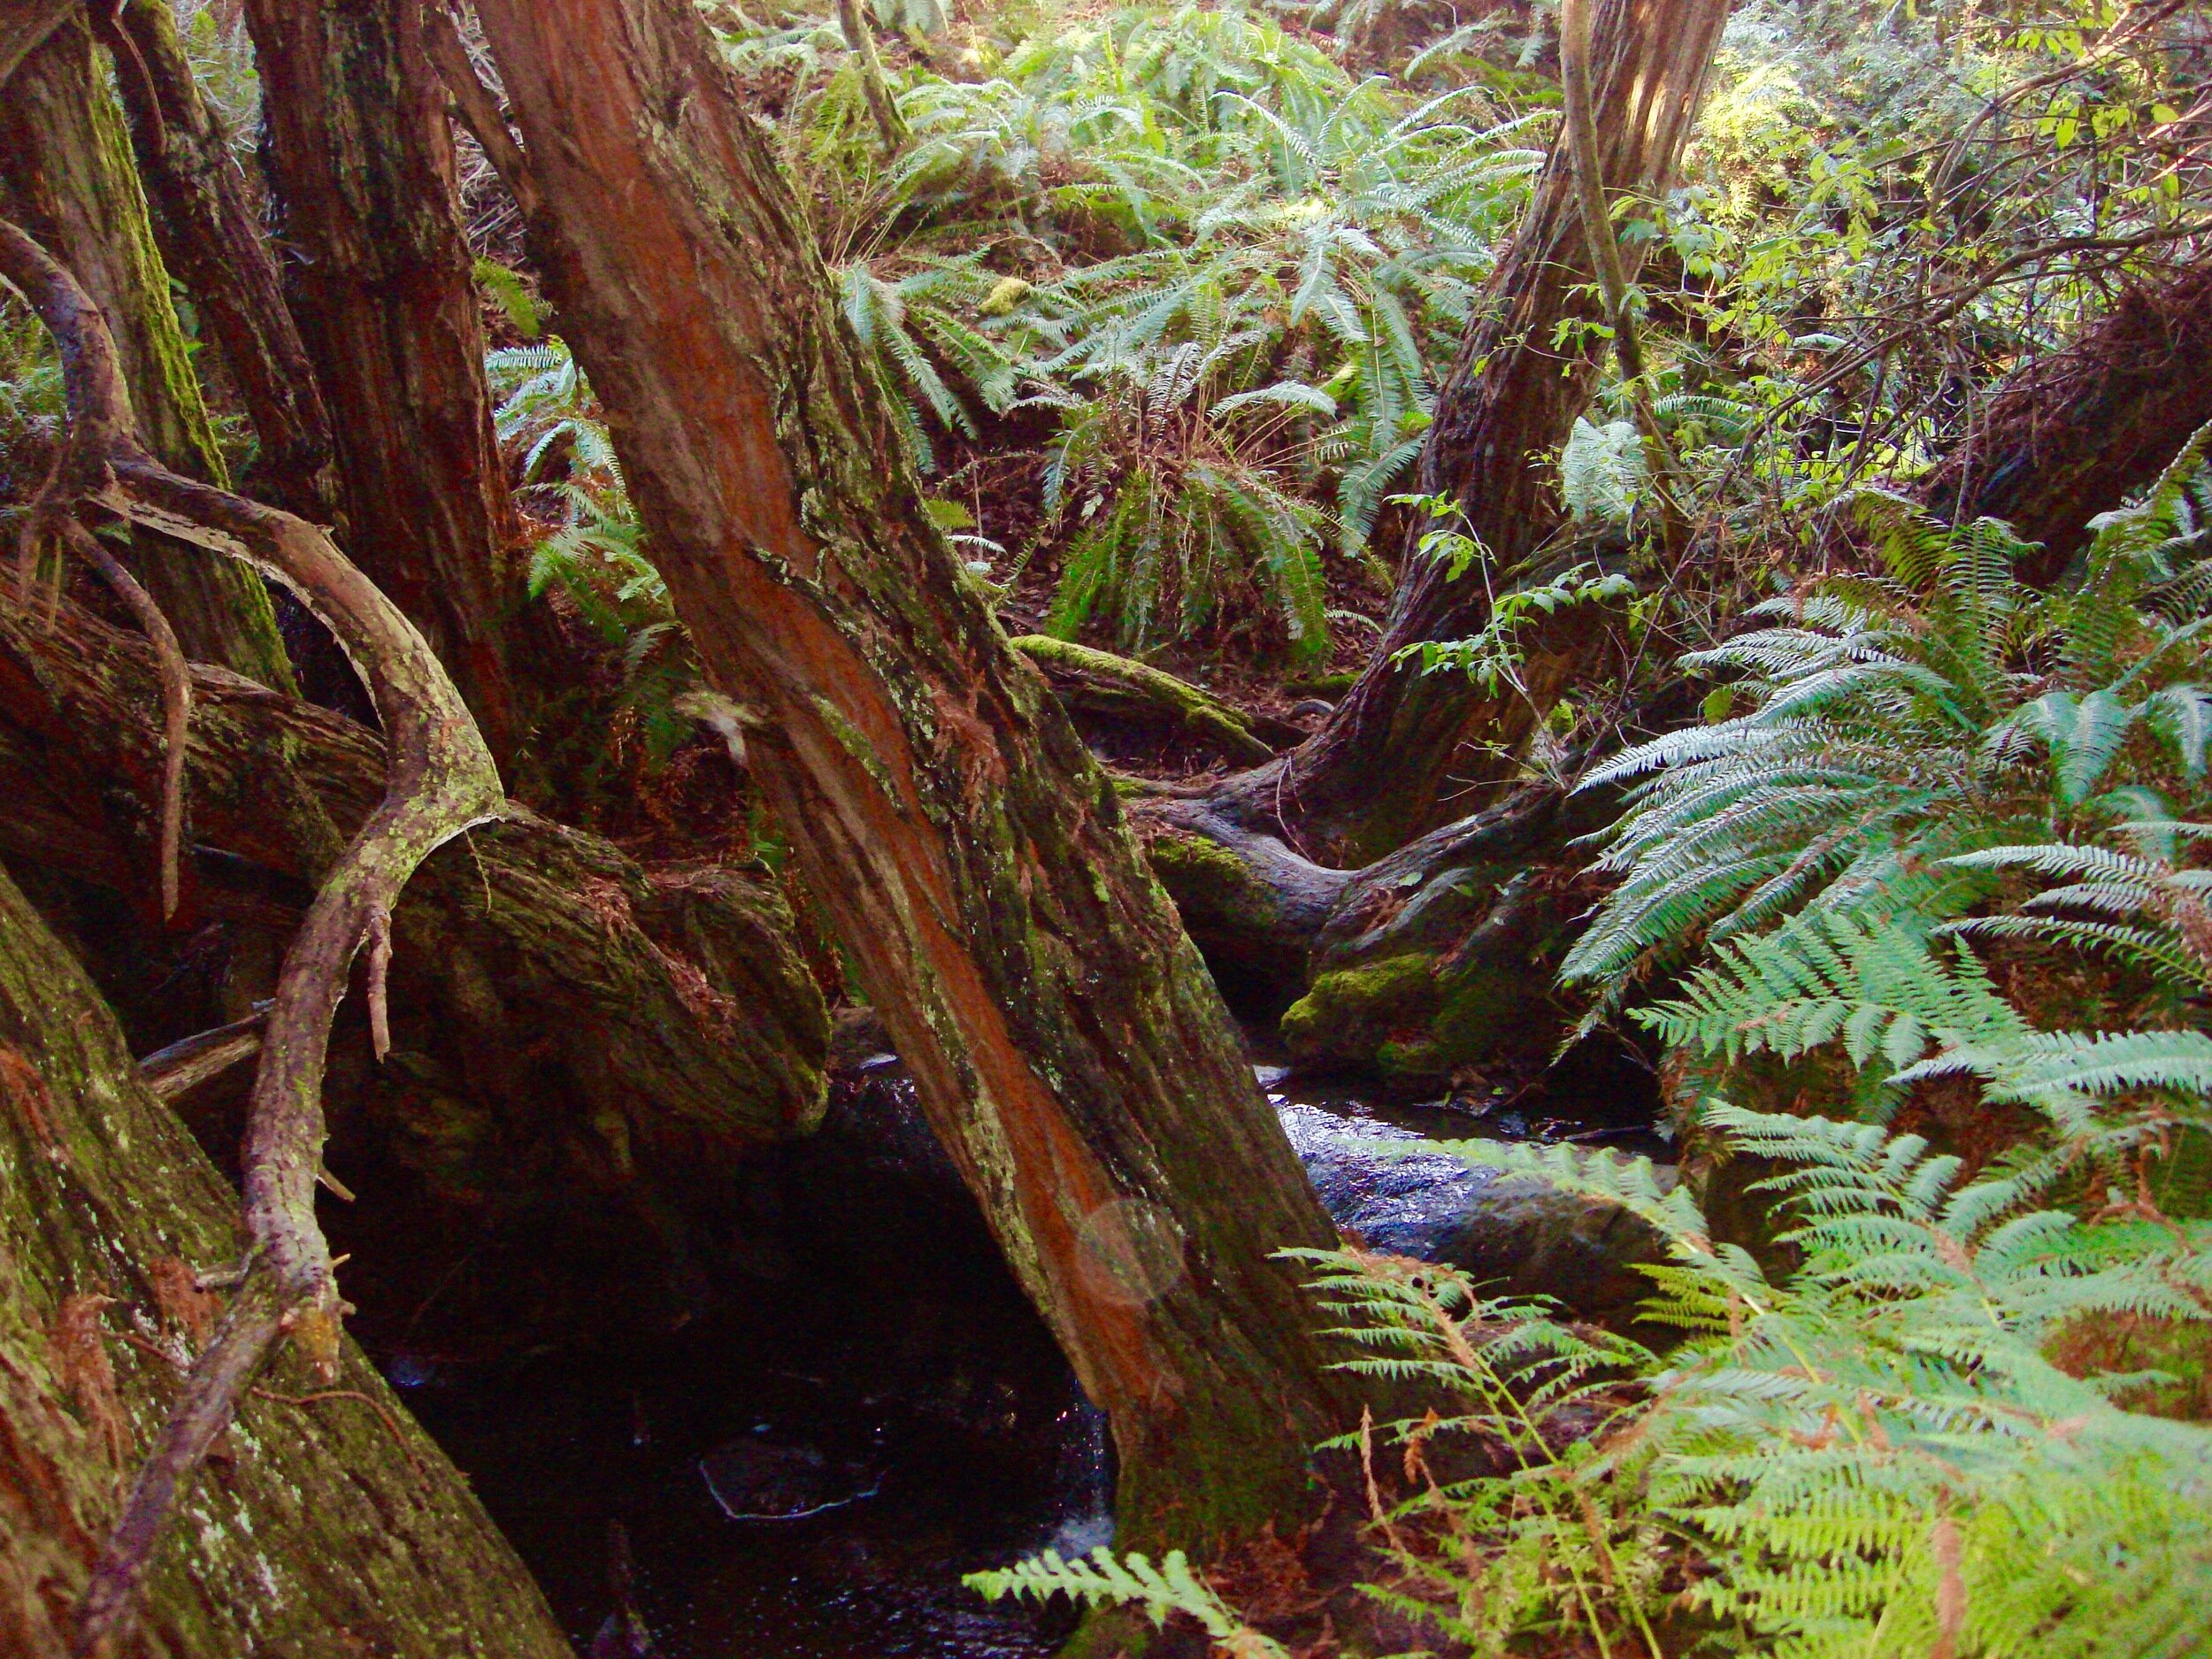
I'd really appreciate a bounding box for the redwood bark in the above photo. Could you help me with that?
[1922,257,2212,585]
[104,0,337,518]
[0,859,572,1659]
[1240,0,1731,863]
[470,0,1356,1546]
[240,0,529,764]
[0,8,295,690]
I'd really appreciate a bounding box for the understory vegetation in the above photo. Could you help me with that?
[980,449,2212,1655]
[2,0,2208,1653]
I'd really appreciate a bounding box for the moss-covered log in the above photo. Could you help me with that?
[0,859,573,1658]
[0,604,829,1226]
[1009,634,1286,767]
[1922,257,2212,586]
[0,9,293,692]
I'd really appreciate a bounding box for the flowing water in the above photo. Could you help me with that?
[387,1048,1659,1655]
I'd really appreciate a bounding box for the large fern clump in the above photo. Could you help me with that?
[974,1096,2212,1656]
[703,0,1540,662]
[1562,427,2212,1011]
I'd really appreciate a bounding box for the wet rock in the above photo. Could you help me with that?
[1276,1101,1671,1325]
[700,1434,884,1521]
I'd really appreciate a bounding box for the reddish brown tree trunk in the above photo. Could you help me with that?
[241,0,529,765]
[1922,257,2212,585]
[0,6,296,691]
[470,0,1356,1547]
[104,0,337,518]
[1237,0,1731,864]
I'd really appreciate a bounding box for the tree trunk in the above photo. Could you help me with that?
[469,0,1356,1548]
[0,603,830,1232]
[104,0,338,518]
[240,0,530,766]
[1223,0,1731,864]
[0,858,573,1659]
[1921,257,2212,586]
[0,7,295,691]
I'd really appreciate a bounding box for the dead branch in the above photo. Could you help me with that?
[0,213,505,1659]
[138,1008,268,1100]
[54,516,188,918]
[422,3,541,217]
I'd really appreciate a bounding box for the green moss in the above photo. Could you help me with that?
[1282,670,1356,698]
[1147,830,1284,933]
[1377,1036,1446,1083]
[1056,1605,1156,1659]
[1280,952,1439,1066]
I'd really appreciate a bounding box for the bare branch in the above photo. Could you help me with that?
[422,3,541,216]
[55,516,188,918]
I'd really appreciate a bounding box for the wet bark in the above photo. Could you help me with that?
[0,8,294,690]
[1220,0,1731,864]
[469,0,1357,1548]
[104,0,338,518]
[1922,257,2212,586]
[240,0,530,765]
[0,859,573,1659]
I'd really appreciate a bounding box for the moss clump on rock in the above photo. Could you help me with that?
[1281,953,1440,1068]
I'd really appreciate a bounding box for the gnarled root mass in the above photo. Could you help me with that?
[0,603,830,1346]
[0,213,504,1655]
[1141,780,1620,1087]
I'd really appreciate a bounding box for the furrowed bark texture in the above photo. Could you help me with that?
[0,603,829,1182]
[0,862,572,1659]
[1238,0,1729,862]
[241,0,528,764]
[1923,257,2212,585]
[104,0,337,518]
[472,0,1355,1546]
[0,7,294,690]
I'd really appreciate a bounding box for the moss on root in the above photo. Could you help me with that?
[1280,949,1562,1087]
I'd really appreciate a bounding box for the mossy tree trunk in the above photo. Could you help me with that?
[1215,0,1731,864]
[0,7,294,691]
[468,0,1358,1549]
[239,0,532,767]
[104,0,338,518]
[0,858,574,1658]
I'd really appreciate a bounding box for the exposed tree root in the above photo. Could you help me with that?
[1140,780,1613,1079]
[0,214,506,1656]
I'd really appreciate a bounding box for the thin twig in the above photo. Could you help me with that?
[56,517,188,918]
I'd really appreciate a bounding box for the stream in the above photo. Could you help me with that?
[383,1048,1663,1656]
